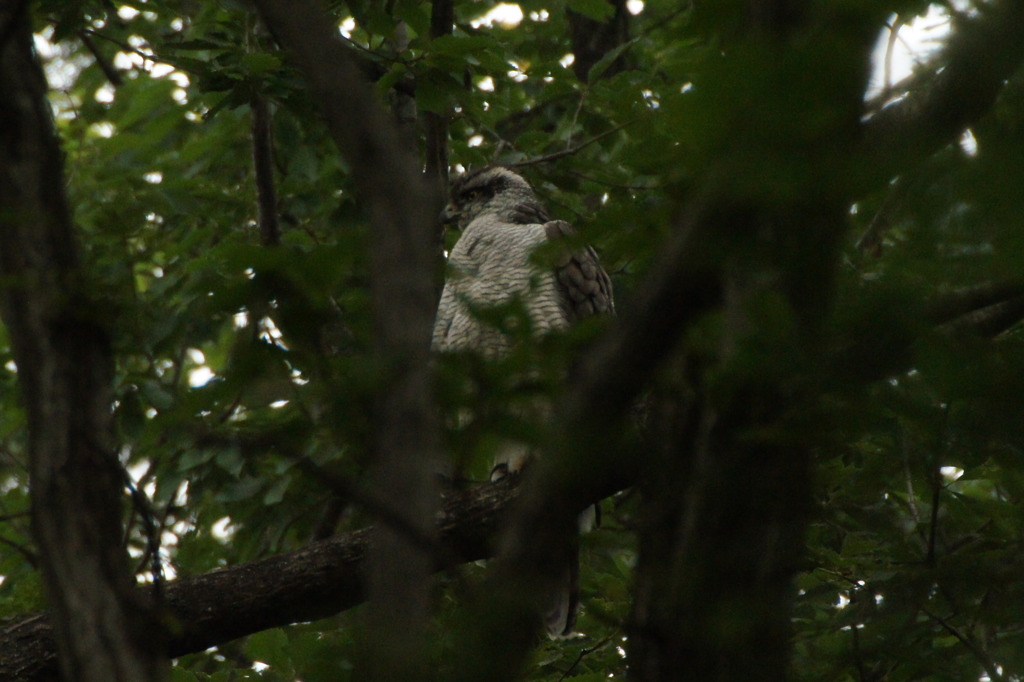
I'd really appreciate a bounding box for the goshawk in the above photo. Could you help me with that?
[432,165,614,636]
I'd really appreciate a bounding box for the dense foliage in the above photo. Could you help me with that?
[3,0,1024,680]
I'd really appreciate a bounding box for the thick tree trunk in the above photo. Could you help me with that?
[624,3,872,679]
[567,0,630,82]
[0,5,165,682]
[629,382,812,681]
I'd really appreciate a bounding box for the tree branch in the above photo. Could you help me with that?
[509,122,633,168]
[567,0,631,82]
[250,94,280,246]
[0,474,634,682]
[938,293,1024,337]
[927,281,1024,326]
[424,0,454,191]
[923,608,1004,682]
[859,0,1024,185]
[78,31,123,87]
[250,1,442,678]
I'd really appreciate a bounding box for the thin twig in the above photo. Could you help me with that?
[567,169,660,191]
[926,479,940,566]
[854,174,912,258]
[900,426,921,526]
[850,622,868,682]
[565,90,588,151]
[251,94,280,246]
[510,122,633,168]
[121,466,165,600]
[558,635,613,681]
[79,31,123,86]
[633,2,692,42]
[82,28,165,68]
[288,454,452,565]
[0,533,37,567]
[493,92,577,139]
[923,608,1004,682]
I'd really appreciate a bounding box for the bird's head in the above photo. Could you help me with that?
[440,166,547,229]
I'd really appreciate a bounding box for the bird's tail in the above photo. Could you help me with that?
[545,503,598,638]
[545,539,580,638]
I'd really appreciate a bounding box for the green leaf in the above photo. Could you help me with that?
[430,35,502,58]
[376,62,409,95]
[140,379,174,411]
[262,474,290,505]
[240,52,283,75]
[415,69,463,114]
[587,38,636,83]
[567,0,615,21]
[245,628,293,672]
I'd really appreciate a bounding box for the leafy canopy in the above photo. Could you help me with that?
[2,1,1024,680]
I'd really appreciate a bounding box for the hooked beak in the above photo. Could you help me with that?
[439,202,460,225]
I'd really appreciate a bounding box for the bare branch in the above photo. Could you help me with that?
[0,474,636,682]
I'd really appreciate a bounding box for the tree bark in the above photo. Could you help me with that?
[623,3,871,679]
[250,94,280,246]
[0,476,626,682]
[567,0,631,82]
[0,5,165,682]
[250,1,442,679]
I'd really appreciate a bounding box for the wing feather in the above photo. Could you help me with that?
[543,220,615,322]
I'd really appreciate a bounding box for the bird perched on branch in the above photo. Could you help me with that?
[432,165,614,637]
